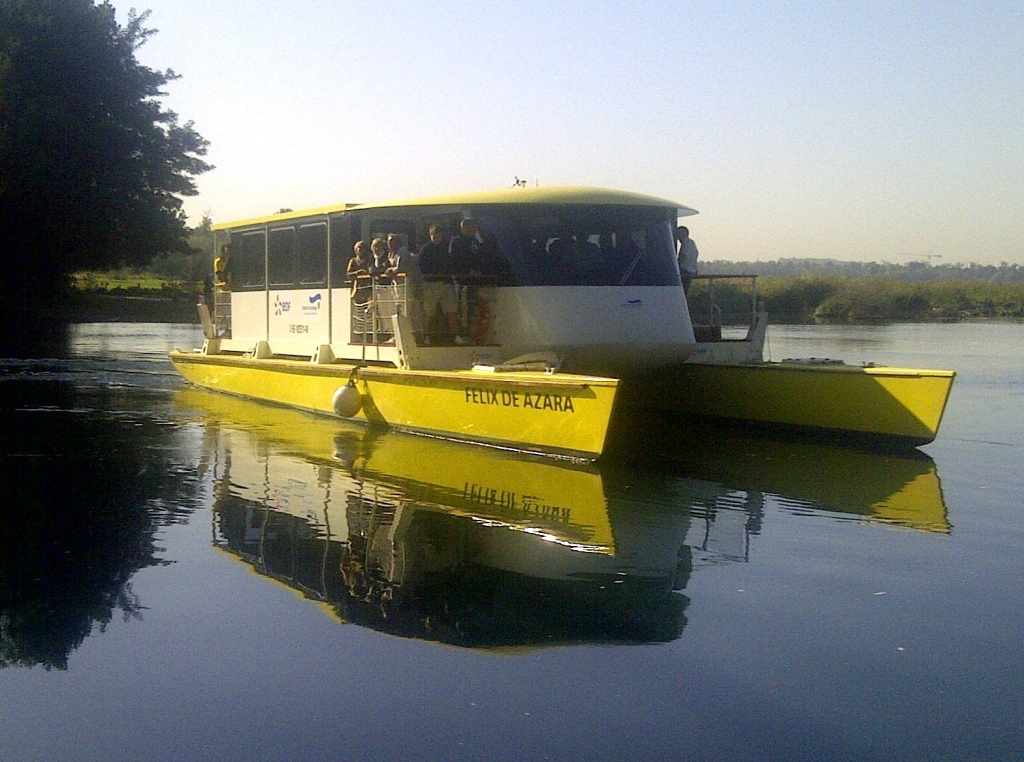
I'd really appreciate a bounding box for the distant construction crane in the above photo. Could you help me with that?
[897,253,943,265]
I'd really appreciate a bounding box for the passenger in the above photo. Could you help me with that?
[369,237,389,278]
[449,217,483,276]
[385,233,424,334]
[478,226,503,279]
[347,240,370,278]
[448,218,498,344]
[419,223,454,276]
[418,223,460,339]
[213,244,232,336]
[547,235,576,285]
[574,232,604,284]
[214,244,232,289]
[450,217,504,281]
[522,233,552,284]
[384,233,414,279]
[676,226,699,293]
[347,240,371,303]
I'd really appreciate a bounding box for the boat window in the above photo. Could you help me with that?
[234,230,266,289]
[476,206,681,287]
[298,223,327,286]
[328,215,355,287]
[269,227,296,287]
[369,219,418,250]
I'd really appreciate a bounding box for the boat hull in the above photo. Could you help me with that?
[620,361,955,447]
[168,351,619,460]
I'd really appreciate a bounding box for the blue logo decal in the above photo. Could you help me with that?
[621,299,642,309]
[309,293,322,304]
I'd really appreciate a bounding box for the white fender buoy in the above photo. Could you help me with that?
[332,381,362,417]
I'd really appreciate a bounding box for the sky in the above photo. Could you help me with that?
[106,0,1023,264]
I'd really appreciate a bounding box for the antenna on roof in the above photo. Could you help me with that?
[512,176,527,188]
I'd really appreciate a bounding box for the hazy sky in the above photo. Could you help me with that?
[107,1,1022,264]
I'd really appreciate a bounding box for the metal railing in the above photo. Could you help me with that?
[686,274,759,333]
[350,274,409,345]
[213,289,232,337]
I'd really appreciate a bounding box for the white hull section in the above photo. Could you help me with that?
[221,284,696,376]
[492,286,696,375]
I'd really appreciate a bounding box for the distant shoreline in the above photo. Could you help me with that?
[65,291,1021,327]
[68,292,200,324]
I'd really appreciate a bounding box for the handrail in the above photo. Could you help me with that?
[687,273,759,329]
[348,273,411,349]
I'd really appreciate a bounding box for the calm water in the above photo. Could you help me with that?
[1,322,1021,762]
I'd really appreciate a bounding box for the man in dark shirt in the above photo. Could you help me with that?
[449,217,483,275]
[418,223,453,277]
[450,217,506,280]
[419,223,459,339]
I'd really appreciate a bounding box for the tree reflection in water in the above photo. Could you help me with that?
[0,380,202,670]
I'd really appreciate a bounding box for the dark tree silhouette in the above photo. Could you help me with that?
[0,381,203,670]
[0,0,211,343]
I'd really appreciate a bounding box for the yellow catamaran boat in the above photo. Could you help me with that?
[170,186,954,458]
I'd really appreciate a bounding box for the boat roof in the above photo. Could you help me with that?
[212,186,697,231]
[211,203,352,231]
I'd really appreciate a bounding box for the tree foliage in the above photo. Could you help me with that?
[0,0,211,325]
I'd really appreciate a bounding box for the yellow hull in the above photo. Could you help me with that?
[623,361,955,446]
[168,351,619,459]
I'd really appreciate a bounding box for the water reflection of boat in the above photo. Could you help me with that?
[608,418,950,534]
[177,386,949,648]
[180,387,695,647]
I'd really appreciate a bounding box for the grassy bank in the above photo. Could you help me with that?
[69,272,199,323]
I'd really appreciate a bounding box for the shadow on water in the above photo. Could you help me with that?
[0,317,72,361]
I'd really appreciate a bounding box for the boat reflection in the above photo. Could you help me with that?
[182,388,693,647]
[607,416,950,534]
[178,387,949,648]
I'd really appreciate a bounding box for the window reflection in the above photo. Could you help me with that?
[478,206,681,287]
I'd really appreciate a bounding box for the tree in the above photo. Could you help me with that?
[0,0,211,335]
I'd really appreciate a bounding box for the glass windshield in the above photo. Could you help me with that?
[475,205,681,287]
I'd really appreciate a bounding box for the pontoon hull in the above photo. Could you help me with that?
[621,361,956,447]
[168,351,619,460]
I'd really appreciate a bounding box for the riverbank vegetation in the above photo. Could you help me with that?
[703,258,1024,283]
[692,265,1024,323]
[764,276,1024,322]
[1,1,210,349]
[684,259,1024,323]
[67,270,198,323]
